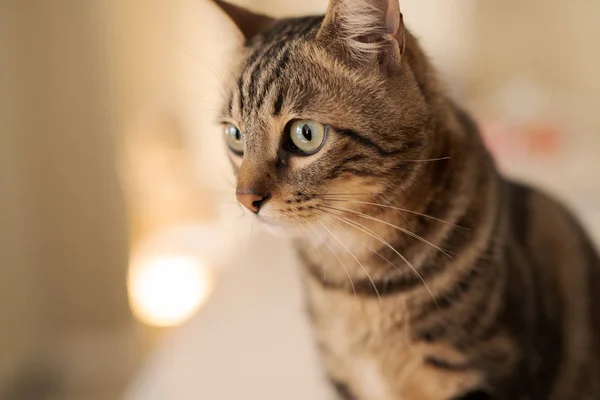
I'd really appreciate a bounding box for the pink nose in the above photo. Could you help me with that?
[236,192,269,213]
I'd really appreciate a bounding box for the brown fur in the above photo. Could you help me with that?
[213,1,600,398]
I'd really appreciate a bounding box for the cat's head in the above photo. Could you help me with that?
[215,0,435,231]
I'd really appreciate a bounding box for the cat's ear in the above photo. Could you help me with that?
[213,0,275,41]
[317,0,406,76]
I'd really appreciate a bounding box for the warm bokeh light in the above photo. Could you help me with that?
[128,255,212,328]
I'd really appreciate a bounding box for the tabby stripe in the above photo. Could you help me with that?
[412,263,482,321]
[324,165,379,180]
[424,356,471,372]
[241,40,284,115]
[415,220,502,344]
[302,242,446,297]
[330,379,357,400]
[247,40,289,111]
[247,56,269,110]
[412,200,502,324]
[343,154,368,163]
[459,267,502,339]
[238,17,321,117]
[227,94,233,114]
[415,322,446,343]
[321,152,377,180]
[256,46,292,111]
[273,92,285,116]
[236,75,245,115]
[336,129,403,156]
[451,390,492,400]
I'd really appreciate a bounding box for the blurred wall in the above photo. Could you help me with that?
[0,7,46,389]
[473,0,600,132]
[1,0,132,397]
[470,0,600,242]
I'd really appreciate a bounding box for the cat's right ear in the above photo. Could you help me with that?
[317,0,406,76]
[213,0,275,41]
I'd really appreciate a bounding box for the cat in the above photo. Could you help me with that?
[212,0,600,398]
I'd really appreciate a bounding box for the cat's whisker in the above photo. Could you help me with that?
[319,198,468,230]
[320,194,413,227]
[396,157,451,163]
[376,193,413,227]
[310,193,375,197]
[320,214,400,274]
[303,218,355,296]
[318,220,382,306]
[318,208,439,310]
[299,221,327,281]
[320,204,454,259]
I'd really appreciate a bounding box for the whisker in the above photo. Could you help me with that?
[397,157,451,163]
[320,214,400,273]
[319,220,382,306]
[303,218,356,296]
[374,193,412,227]
[299,221,327,281]
[320,204,454,259]
[319,209,439,309]
[319,194,412,227]
[310,193,375,197]
[319,199,468,230]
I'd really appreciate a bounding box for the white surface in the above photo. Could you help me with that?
[125,230,331,400]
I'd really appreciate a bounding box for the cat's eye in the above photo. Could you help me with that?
[288,120,328,155]
[224,123,244,155]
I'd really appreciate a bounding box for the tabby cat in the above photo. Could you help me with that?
[212,0,600,398]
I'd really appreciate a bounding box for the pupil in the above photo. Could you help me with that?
[234,129,241,141]
[302,124,312,141]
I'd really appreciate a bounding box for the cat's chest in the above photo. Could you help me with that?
[304,276,483,400]
[304,278,416,400]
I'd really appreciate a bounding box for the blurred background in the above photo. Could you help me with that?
[1,0,599,399]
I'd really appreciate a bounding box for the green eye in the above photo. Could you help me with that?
[289,120,328,155]
[224,123,244,155]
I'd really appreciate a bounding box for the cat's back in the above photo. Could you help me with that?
[504,180,600,398]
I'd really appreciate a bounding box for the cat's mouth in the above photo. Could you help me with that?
[249,205,309,236]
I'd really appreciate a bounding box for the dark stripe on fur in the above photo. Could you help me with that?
[273,92,284,116]
[300,243,447,297]
[412,197,503,334]
[237,75,245,114]
[424,356,471,372]
[451,390,492,400]
[330,379,357,400]
[240,17,320,117]
[256,46,292,110]
[336,129,403,156]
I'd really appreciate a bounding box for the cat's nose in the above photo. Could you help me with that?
[236,192,270,213]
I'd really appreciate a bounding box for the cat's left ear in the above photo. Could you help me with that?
[317,0,406,76]
[213,0,275,41]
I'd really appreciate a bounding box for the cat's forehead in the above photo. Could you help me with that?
[224,17,327,123]
[222,14,387,136]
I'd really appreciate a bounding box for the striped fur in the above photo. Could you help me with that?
[214,1,600,399]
